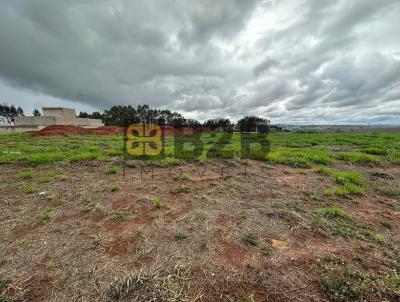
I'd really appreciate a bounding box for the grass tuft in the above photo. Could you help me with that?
[336,152,378,164]
[374,234,386,244]
[313,207,372,239]
[377,187,400,198]
[20,170,33,179]
[153,197,162,209]
[243,233,258,246]
[41,209,53,222]
[110,184,121,192]
[23,184,36,194]
[170,185,191,194]
[174,231,188,241]
[105,165,121,175]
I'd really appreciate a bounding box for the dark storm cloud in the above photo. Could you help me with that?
[0,0,399,123]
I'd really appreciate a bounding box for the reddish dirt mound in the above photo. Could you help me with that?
[31,125,126,137]
[30,125,210,137]
[220,243,251,266]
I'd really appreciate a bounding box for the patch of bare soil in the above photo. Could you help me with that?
[0,160,399,301]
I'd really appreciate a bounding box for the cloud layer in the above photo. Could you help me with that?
[0,0,399,123]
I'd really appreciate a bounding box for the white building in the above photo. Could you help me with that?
[0,107,103,133]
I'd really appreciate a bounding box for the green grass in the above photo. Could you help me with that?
[104,165,121,175]
[174,231,188,241]
[113,210,129,222]
[261,245,273,257]
[0,278,13,302]
[170,185,191,194]
[59,174,68,181]
[80,193,92,204]
[153,197,162,209]
[0,256,6,266]
[273,201,305,213]
[110,184,121,192]
[326,183,364,197]
[377,270,400,298]
[41,209,53,222]
[377,187,400,198]
[94,203,110,216]
[331,171,363,186]
[315,207,350,220]
[335,152,378,164]
[20,170,33,179]
[23,184,36,194]
[317,255,371,301]
[312,207,372,239]
[318,168,365,198]
[243,233,258,245]
[316,166,332,175]
[361,147,387,155]
[0,132,399,166]
[39,172,55,183]
[374,234,386,244]
[266,148,332,167]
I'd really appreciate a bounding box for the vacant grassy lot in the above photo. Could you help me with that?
[0,132,399,301]
[1,132,400,166]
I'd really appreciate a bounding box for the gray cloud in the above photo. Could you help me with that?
[0,0,399,124]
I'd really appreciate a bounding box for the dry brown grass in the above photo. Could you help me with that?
[0,160,399,301]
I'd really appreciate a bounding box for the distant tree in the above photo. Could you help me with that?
[204,118,233,132]
[103,105,189,127]
[78,112,89,118]
[237,116,270,133]
[90,111,103,120]
[33,108,41,116]
[0,103,24,124]
[185,119,202,129]
[103,105,139,127]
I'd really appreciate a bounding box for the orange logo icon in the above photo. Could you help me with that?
[126,124,163,157]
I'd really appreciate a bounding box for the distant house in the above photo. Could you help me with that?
[0,107,103,133]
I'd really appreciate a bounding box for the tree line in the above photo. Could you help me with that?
[0,103,24,123]
[78,105,271,132]
[1,103,272,132]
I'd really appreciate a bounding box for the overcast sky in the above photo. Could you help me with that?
[0,0,399,124]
